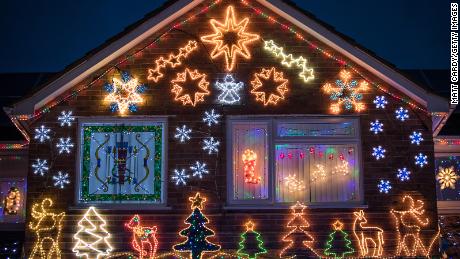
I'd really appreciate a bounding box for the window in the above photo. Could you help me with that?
[227,117,362,206]
[78,119,166,205]
[435,155,460,201]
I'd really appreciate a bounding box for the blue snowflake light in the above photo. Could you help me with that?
[53,171,70,189]
[372,146,386,160]
[203,137,220,154]
[415,153,428,168]
[397,168,411,181]
[409,131,423,145]
[377,180,392,193]
[56,137,74,154]
[216,74,244,104]
[203,109,221,126]
[395,107,409,121]
[171,169,190,186]
[32,159,49,176]
[57,110,75,127]
[34,125,51,143]
[190,161,209,178]
[370,120,383,134]
[174,125,192,143]
[373,96,388,109]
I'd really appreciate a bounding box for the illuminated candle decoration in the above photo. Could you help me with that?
[171,68,210,106]
[215,74,244,104]
[125,215,158,259]
[237,221,267,259]
[171,169,190,186]
[377,180,392,194]
[201,5,259,71]
[53,171,70,189]
[174,125,192,143]
[203,109,221,127]
[203,137,220,155]
[32,158,49,176]
[373,96,388,109]
[396,168,411,182]
[311,164,326,182]
[409,131,424,145]
[3,187,21,215]
[242,149,260,184]
[147,40,198,82]
[173,192,221,258]
[57,110,75,127]
[322,70,368,114]
[34,125,50,143]
[371,146,386,160]
[56,137,74,154]
[352,210,384,257]
[284,175,305,192]
[333,160,350,176]
[250,67,289,106]
[73,207,113,259]
[370,120,383,134]
[436,166,458,190]
[395,107,409,121]
[104,71,145,113]
[263,39,314,82]
[414,153,428,168]
[29,198,65,259]
[324,220,355,258]
[190,161,209,179]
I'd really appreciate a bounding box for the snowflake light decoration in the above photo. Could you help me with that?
[322,70,368,114]
[53,171,70,189]
[409,131,423,145]
[57,110,75,127]
[203,137,220,154]
[190,161,209,179]
[372,146,386,160]
[171,169,190,186]
[56,137,74,154]
[250,67,289,106]
[373,96,388,109]
[436,166,458,190]
[174,125,192,143]
[203,109,221,126]
[104,71,146,114]
[414,153,428,168]
[171,68,210,106]
[395,107,409,121]
[34,125,51,143]
[377,180,392,194]
[216,74,244,104]
[397,168,411,181]
[32,159,49,176]
[370,120,383,134]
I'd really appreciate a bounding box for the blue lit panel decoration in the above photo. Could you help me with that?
[435,156,460,201]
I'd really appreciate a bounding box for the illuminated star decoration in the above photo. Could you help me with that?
[104,71,146,113]
[57,110,75,127]
[203,109,221,126]
[32,159,49,176]
[203,137,220,154]
[322,70,368,114]
[373,96,388,109]
[436,166,458,190]
[397,168,411,181]
[250,67,289,106]
[201,5,259,71]
[189,192,206,210]
[377,180,392,194]
[171,169,190,186]
[56,137,74,154]
[53,171,70,189]
[263,39,314,82]
[395,107,409,121]
[190,161,209,179]
[171,68,210,106]
[372,146,386,160]
[414,153,428,168]
[34,125,51,143]
[409,131,424,145]
[216,74,244,104]
[174,125,192,143]
[370,120,383,134]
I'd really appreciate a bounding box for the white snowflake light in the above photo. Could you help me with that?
[216,74,244,104]
[203,109,221,126]
[34,125,51,143]
[190,161,209,178]
[171,169,190,186]
[372,146,386,160]
[57,110,75,127]
[395,107,409,121]
[397,168,411,181]
[370,120,383,134]
[373,96,388,109]
[409,131,423,145]
[53,171,70,189]
[56,137,74,154]
[174,125,192,143]
[415,153,428,168]
[377,180,392,194]
[32,159,49,176]
[203,137,220,154]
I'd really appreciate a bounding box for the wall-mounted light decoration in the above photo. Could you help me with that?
[125,214,158,259]
[242,149,260,184]
[352,210,384,257]
[377,180,392,194]
[414,153,428,168]
[373,96,388,109]
[237,221,267,259]
[250,67,289,106]
[203,109,221,127]
[203,137,220,155]
[104,71,146,114]
[171,169,190,186]
[324,220,355,258]
[436,166,458,190]
[34,125,50,143]
[215,74,244,104]
[57,110,75,127]
[395,107,409,121]
[171,68,210,106]
[174,125,192,143]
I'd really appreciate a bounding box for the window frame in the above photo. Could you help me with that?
[226,115,364,208]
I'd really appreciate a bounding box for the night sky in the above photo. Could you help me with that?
[0,0,450,72]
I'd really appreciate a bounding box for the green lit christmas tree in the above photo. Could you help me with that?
[324,220,354,258]
[237,221,267,259]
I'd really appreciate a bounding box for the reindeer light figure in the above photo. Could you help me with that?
[125,214,158,259]
[29,198,65,259]
[352,210,384,257]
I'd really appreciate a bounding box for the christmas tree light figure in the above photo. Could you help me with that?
[237,221,267,259]
[324,220,355,259]
[173,193,220,259]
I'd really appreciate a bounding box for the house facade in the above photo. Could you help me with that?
[3,0,452,258]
